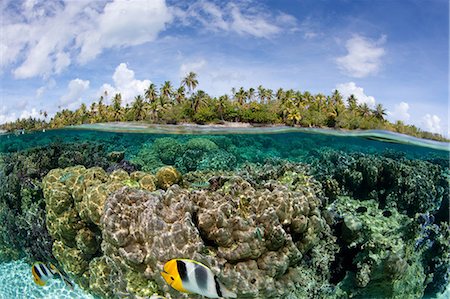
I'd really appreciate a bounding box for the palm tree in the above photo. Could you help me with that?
[234,87,247,106]
[98,96,106,121]
[160,81,173,104]
[144,83,158,105]
[373,103,386,120]
[358,103,372,117]
[276,88,285,103]
[131,95,146,120]
[247,87,255,103]
[257,85,265,104]
[89,101,97,122]
[264,88,273,104]
[112,93,123,121]
[217,95,229,120]
[181,71,198,94]
[175,86,186,104]
[192,90,207,113]
[347,95,358,112]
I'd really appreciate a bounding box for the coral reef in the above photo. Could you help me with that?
[97,165,335,298]
[309,150,448,216]
[155,166,182,189]
[0,142,112,263]
[41,165,180,295]
[330,197,428,298]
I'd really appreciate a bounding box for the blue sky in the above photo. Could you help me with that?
[0,0,448,135]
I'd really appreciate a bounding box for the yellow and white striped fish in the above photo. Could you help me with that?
[31,262,74,290]
[161,259,237,298]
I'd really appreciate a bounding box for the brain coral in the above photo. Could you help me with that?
[99,171,331,298]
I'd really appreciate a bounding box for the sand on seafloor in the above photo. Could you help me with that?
[0,260,95,299]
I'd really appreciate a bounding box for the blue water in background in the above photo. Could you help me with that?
[1,128,448,160]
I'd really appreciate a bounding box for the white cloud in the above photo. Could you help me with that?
[1,0,172,78]
[98,63,151,105]
[19,108,40,119]
[335,82,376,107]
[336,35,386,78]
[0,112,17,124]
[179,59,207,79]
[35,78,56,98]
[77,0,173,63]
[422,114,441,134]
[228,3,281,37]
[180,1,296,38]
[60,78,90,108]
[387,101,410,122]
[0,108,41,124]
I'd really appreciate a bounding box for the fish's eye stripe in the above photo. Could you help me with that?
[32,265,42,279]
[214,275,222,297]
[176,260,188,282]
[194,264,209,291]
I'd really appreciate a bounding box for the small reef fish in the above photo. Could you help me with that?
[161,259,237,298]
[31,262,74,290]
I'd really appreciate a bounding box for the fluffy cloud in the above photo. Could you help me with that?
[77,0,173,63]
[387,101,410,122]
[179,1,296,38]
[1,0,172,78]
[98,63,151,105]
[60,79,90,108]
[336,35,386,78]
[179,59,207,79]
[0,107,41,124]
[422,114,441,134]
[335,82,376,107]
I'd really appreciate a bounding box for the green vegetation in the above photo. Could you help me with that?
[1,72,448,142]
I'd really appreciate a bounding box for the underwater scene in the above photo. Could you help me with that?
[0,127,449,299]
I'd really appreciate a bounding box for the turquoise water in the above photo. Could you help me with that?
[0,125,449,299]
[0,260,96,299]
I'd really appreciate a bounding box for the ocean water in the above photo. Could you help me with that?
[0,125,449,299]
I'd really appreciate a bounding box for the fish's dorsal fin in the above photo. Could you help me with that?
[179,258,210,269]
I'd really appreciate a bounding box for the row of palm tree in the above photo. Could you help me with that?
[0,72,447,142]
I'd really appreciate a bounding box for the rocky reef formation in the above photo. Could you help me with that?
[329,197,427,298]
[40,161,336,298]
[131,137,239,173]
[99,170,334,298]
[309,150,448,216]
[41,165,165,293]
[0,142,114,262]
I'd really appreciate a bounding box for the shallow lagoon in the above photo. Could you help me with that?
[0,126,449,298]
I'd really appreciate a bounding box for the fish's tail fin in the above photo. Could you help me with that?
[60,275,75,290]
[49,263,74,290]
[219,282,237,298]
[222,288,237,298]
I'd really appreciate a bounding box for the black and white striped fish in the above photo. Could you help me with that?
[161,259,237,298]
[31,262,74,290]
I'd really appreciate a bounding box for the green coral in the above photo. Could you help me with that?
[152,137,182,165]
[310,150,448,216]
[331,197,427,298]
[155,166,182,189]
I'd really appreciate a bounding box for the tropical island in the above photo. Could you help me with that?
[1,72,448,142]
